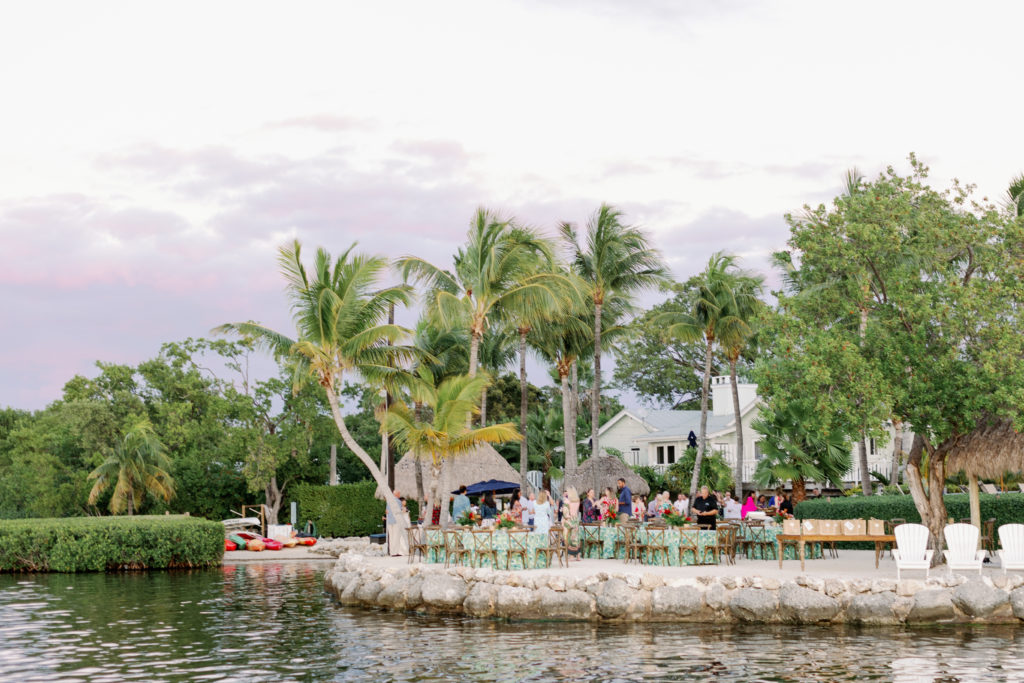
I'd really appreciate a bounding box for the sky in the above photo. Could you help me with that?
[1,0,1021,410]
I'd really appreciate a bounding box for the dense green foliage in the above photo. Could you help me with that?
[0,515,223,572]
[293,481,387,538]
[795,494,1024,529]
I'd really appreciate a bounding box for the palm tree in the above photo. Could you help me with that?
[658,251,756,501]
[1003,173,1024,218]
[475,323,517,425]
[714,273,765,499]
[751,404,852,502]
[216,240,417,529]
[560,205,668,462]
[88,421,175,515]
[380,370,522,525]
[397,208,567,378]
[526,405,564,491]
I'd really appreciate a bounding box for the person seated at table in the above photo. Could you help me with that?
[532,490,554,535]
[582,488,599,522]
[658,491,674,516]
[692,486,719,529]
[779,492,795,518]
[646,495,658,520]
[674,493,689,516]
[757,494,769,509]
[741,494,757,519]
[632,495,645,519]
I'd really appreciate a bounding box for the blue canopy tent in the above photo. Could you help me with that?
[453,479,521,495]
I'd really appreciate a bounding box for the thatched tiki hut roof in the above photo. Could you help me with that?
[393,443,522,503]
[566,455,650,498]
[944,419,1024,480]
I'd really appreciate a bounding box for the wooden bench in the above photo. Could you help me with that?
[776,534,896,571]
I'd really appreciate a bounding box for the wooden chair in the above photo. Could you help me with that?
[943,523,986,576]
[406,525,427,564]
[716,525,737,565]
[998,523,1024,574]
[613,524,636,563]
[505,528,530,570]
[677,528,700,565]
[470,529,499,568]
[537,526,568,568]
[443,530,471,568]
[743,522,772,560]
[581,522,603,559]
[642,527,670,566]
[982,518,997,554]
[424,525,445,561]
[893,523,933,580]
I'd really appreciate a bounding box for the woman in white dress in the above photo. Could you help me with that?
[532,490,553,535]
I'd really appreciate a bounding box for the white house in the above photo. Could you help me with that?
[597,376,897,488]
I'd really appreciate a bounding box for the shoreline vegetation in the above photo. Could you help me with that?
[0,516,223,572]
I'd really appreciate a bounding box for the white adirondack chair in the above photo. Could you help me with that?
[980,483,999,495]
[893,523,932,580]
[943,523,987,576]
[997,524,1024,574]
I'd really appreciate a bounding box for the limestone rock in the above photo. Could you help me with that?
[897,580,923,597]
[846,592,897,625]
[824,579,846,597]
[705,583,729,611]
[870,579,896,594]
[762,578,781,591]
[495,585,538,619]
[651,585,703,617]
[376,577,411,608]
[464,582,499,617]
[1010,587,1024,620]
[641,573,664,590]
[405,576,424,609]
[952,580,1009,618]
[596,578,634,619]
[719,576,737,590]
[547,575,567,592]
[779,583,840,623]
[420,574,468,610]
[354,579,383,604]
[625,574,642,589]
[626,589,653,620]
[537,588,595,620]
[907,589,955,622]
[729,588,779,622]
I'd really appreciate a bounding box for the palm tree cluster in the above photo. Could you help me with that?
[218,204,670,528]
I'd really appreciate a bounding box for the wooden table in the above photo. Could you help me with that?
[776,534,896,571]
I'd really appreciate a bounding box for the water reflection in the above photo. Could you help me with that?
[0,563,1021,682]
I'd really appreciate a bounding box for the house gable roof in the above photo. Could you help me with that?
[626,400,763,443]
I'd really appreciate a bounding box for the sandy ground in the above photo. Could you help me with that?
[357,549,1010,582]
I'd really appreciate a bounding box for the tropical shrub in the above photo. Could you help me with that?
[0,515,223,572]
[796,494,1024,529]
[292,481,419,538]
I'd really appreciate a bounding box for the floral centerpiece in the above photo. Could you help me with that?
[456,510,479,527]
[496,511,516,529]
[662,511,692,527]
[601,510,621,525]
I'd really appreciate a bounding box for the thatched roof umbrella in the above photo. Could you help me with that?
[565,455,651,499]
[944,419,1024,527]
[392,442,522,505]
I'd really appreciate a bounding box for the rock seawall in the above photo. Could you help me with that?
[325,554,1024,625]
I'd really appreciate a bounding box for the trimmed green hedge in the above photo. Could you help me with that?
[0,515,224,572]
[292,481,419,538]
[794,493,1024,528]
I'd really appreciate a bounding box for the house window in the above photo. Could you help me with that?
[754,441,764,461]
[869,438,877,456]
[656,446,665,465]
[631,448,640,465]
[666,445,676,465]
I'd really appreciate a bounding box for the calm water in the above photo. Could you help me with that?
[1,562,1022,682]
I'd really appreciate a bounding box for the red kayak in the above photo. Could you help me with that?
[261,538,283,551]
[225,539,237,551]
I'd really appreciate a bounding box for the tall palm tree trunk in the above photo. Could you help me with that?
[792,477,807,504]
[518,329,530,488]
[480,387,488,426]
[325,385,407,533]
[591,300,603,458]
[469,329,481,377]
[690,334,714,501]
[560,370,576,479]
[570,361,581,425]
[890,420,903,485]
[857,304,872,495]
[729,355,744,499]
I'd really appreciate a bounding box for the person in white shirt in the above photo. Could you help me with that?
[724,495,742,520]
[674,493,689,516]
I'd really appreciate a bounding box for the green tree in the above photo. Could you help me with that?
[380,371,522,524]
[217,241,417,531]
[658,252,762,501]
[560,204,668,463]
[665,447,734,495]
[751,404,852,502]
[398,208,566,378]
[770,156,1024,548]
[526,405,564,491]
[88,420,175,515]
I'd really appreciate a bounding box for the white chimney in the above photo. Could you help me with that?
[711,376,758,417]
